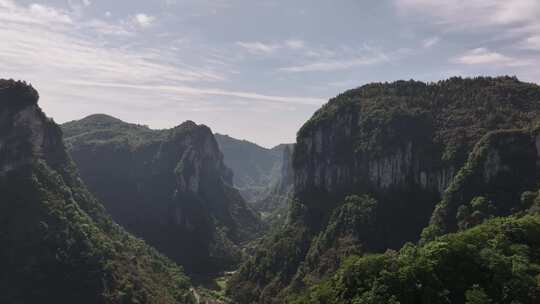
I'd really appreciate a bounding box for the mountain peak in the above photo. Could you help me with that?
[0,79,39,108]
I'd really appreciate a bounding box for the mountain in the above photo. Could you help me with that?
[0,79,194,304]
[62,115,262,274]
[214,134,291,204]
[227,76,540,303]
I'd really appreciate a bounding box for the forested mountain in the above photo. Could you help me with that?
[0,80,194,304]
[62,115,262,274]
[214,134,292,204]
[227,76,540,303]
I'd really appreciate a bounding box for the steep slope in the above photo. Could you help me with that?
[0,80,194,304]
[423,127,540,240]
[228,76,540,303]
[291,211,540,304]
[214,134,290,204]
[62,115,262,273]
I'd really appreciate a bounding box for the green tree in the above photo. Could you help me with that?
[465,285,492,304]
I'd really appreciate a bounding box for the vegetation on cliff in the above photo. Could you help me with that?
[0,80,194,304]
[423,128,539,241]
[291,211,540,304]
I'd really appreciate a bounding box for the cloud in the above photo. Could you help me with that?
[236,39,306,54]
[0,0,324,135]
[279,54,390,72]
[65,80,325,105]
[454,48,529,66]
[395,0,540,27]
[236,41,280,54]
[284,39,305,50]
[396,0,540,51]
[133,13,155,28]
[422,36,440,48]
[81,19,133,36]
[396,0,540,77]
[278,45,402,73]
[520,35,540,50]
[0,1,72,25]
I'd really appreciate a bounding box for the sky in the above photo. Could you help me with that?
[1,0,540,147]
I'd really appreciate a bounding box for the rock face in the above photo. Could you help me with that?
[293,77,540,245]
[228,76,540,304]
[214,134,291,204]
[62,115,262,273]
[0,80,194,304]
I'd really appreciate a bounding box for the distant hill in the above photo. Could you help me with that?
[62,114,263,274]
[214,134,292,205]
[0,79,194,304]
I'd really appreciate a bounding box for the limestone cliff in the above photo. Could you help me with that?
[62,115,262,273]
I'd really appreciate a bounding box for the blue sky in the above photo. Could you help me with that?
[1,0,539,147]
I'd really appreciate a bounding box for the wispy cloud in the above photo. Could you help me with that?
[0,0,323,128]
[422,36,440,48]
[0,1,72,25]
[454,48,529,66]
[278,45,407,73]
[279,54,390,72]
[236,41,280,54]
[395,0,540,28]
[520,35,540,50]
[65,80,324,105]
[284,39,305,50]
[395,0,540,52]
[133,13,155,28]
[236,39,307,54]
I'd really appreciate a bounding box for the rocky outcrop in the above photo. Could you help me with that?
[0,80,194,304]
[62,115,262,273]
